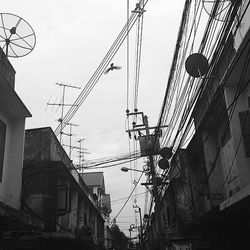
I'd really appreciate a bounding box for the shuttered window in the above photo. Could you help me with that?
[0,119,6,182]
[57,184,71,215]
[239,111,250,157]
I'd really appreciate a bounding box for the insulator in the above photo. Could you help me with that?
[126,109,130,114]
[158,129,162,137]
[143,214,149,222]
[129,132,132,139]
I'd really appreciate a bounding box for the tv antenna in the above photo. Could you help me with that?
[0,13,36,57]
[76,139,90,171]
[61,122,79,159]
[47,82,81,143]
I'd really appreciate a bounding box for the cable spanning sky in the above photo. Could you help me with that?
[1,0,185,236]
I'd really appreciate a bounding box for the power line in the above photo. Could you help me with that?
[110,171,144,225]
[54,0,149,136]
[111,191,149,204]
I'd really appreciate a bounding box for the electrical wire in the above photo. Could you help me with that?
[143,0,249,236]
[159,0,238,153]
[110,171,144,226]
[111,191,149,204]
[54,0,149,136]
[133,8,144,111]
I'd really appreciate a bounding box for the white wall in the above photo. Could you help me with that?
[0,110,26,209]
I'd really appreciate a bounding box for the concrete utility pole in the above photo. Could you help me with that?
[143,115,164,250]
[133,205,143,250]
[129,224,136,248]
[126,111,166,250]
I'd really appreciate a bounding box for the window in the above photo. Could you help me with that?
[239,111,250,157]
[0,119,6,182]
[57,184,71,215]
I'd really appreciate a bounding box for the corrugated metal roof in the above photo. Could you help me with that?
[80,172,103,186]
[80,172,105,191]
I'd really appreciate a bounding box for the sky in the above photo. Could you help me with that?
[1,0,185,236]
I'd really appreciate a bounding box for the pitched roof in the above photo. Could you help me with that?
[80,172,105,192]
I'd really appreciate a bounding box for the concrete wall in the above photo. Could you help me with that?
[0,110,26,209]
[224,84,250,189]
[68,188,78,234]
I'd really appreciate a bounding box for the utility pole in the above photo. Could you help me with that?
[143,115,164,250]
[133,205,143,250]
[129,224,136,249]
[126,110,166,250]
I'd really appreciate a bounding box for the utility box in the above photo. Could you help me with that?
[139,135,160,156]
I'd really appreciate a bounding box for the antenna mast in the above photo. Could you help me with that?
[61,122,79,158]
[47,82,81,143]
[77,139,89,171]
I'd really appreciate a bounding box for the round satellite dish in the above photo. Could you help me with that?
[0,13,36,58]
[185,53,209,78]
[159,147,173,159]
[202,0,232,21]
[158,158,170,170]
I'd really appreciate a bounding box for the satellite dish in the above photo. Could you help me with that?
[158,158,170,170]
[159,147,173,159]
[202,0,232,21]
[0,13,36,57]
[185,53,209,78]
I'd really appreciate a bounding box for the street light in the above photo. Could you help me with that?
[121,167,146,173]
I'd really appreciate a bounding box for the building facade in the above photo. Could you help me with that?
[80,172,112,249]
[5,127,106,250]
[0,48,44,249]
[144,0,250,249]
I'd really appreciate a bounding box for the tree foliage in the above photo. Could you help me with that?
[109,224,128,250]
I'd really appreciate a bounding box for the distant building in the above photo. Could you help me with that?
[80,172,112,249]
[81,172,106,208]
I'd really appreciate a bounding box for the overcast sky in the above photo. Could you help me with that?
[1,0,184,236]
